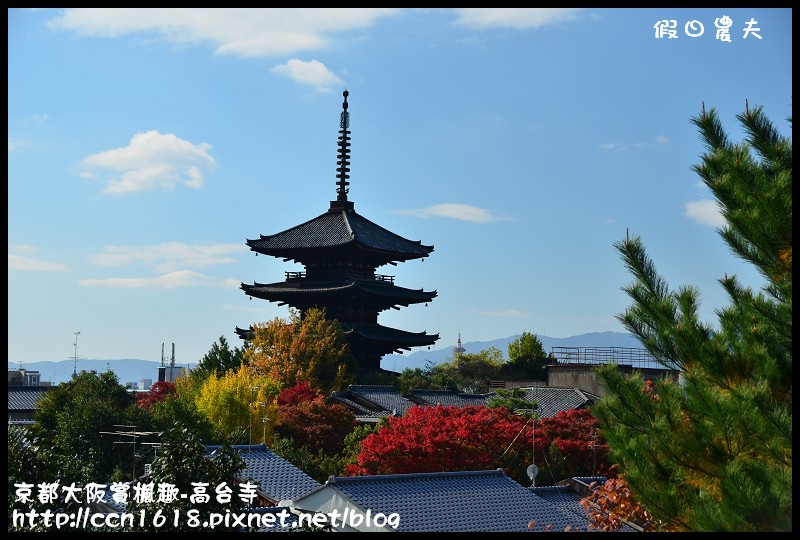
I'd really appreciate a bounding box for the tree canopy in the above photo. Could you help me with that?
[244,307,355,394]
[194,365,280,444]
[592,103,792,532]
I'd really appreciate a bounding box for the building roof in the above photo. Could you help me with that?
[408,388,496,408]
[331,386,600,421]
[8,385,51,412]
[205,444,320,503]
[521,387,601,418]
[532,477,639,532]
[246,207,434,265]
[290,469,592,532]
[346,385,418,416]
[328,391,393,424]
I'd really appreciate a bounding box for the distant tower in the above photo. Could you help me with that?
[453,332,466,355]
[71,331,81,379]
[158,342,182,383]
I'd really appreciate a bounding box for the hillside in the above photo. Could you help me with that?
[10,331,643,385]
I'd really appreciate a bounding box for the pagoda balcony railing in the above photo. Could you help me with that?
[284,271,395,284]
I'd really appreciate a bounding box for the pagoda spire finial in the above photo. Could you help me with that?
[335,89,351,203]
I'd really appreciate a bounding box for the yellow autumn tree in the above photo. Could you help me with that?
[244,307,355,394]
[195,365,281,444]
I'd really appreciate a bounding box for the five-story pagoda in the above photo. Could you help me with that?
[237,90,438,371]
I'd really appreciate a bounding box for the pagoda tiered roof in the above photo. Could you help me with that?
[238,90,438,369]
[241,278,436,312]
[245,205,433,265]
[235,321,438,356]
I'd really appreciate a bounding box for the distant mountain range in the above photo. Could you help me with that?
[10,332,644,386]
[381,331,644,371]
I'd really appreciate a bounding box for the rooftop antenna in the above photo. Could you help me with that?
[72,331,81,379]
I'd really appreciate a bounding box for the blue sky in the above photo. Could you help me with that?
[8,8,792,371]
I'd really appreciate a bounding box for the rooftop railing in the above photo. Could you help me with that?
[550,346,676,371]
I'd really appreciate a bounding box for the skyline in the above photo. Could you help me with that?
[8,8,792,369]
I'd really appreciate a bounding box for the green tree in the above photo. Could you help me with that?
[195,366,281,444]
[31,370,146,485]
[431,347,505,393]
[503,331,552,381]
[121,424,247,532]
[487,387,536,415]
[8,427,60,532]
[245,307,356,394]
[592,103,791,532]
[193,335,246,379]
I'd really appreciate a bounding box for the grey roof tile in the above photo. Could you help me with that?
[319,469,591,532]
[532,478,639,532]
[347,385,417,416]
[205,444,320,503]
[409,389,496,408]
[521,387,599,418]
[8,386,51,411]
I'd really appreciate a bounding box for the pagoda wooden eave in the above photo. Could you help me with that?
[246,207,433,263]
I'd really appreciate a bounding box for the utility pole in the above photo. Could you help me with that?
[248,386,261,454]
[72,331,81,379]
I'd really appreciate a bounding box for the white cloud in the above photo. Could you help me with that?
[8,255,69,272]
[79,270,230,289]
[685,199,725,228]
[47,8,400,57]
[270,59,344,91]
[472,309,528,318]
[82,130,216,194]
[8,244,39,255]
[599,142,627,151]
[393,203,507,223]
[453,8,584,29]
[599,135,669,151]
[89,242,248,273]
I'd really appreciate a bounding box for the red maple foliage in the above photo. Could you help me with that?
[277,380,321,407]
[276,382,356,455]
[136,381,177,409]
[345,405,608,484]
[344,405,531,478]
[536,408,609,480]
[579,466,680,532]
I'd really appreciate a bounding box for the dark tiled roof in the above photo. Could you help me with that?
[241,279,436,308]
[246,208,433,263]
[329,392,393,424]
[234,322,439,353]
[409,389,496,408]
[312,469,591,532]
[205,444,320,503]
[347,385,417,416]
[532,477,639,532]
[8,386,51,411]
[252,506,300,532]
[344,323,439,351]
[521,387,600,418]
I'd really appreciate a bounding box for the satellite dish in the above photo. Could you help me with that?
[526,464,539,481]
